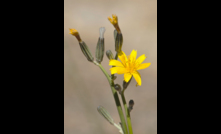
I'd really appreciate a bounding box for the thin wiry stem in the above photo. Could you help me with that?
[94,61,128,134]
[121,89,133,134]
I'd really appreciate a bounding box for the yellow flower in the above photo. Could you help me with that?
[108,14,121,33]
[109,50,151,86]
[69,28,82,42]
[108,14,118,26]
[69,28,78,36]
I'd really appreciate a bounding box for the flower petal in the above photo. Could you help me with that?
[124,73,132,82]
[110,67,118,74]
[129,49,137,63]
[118,51,128,66]
[132,71,142,86]
[137,63,151,70]
[109,59,124,67]
[110,67,128,74]
[135,54,146,67]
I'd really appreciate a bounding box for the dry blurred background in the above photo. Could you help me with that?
[64,0,157,133]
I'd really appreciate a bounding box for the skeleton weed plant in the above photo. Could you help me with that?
[69,14,151,134]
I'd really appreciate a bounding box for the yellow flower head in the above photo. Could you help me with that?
[69,28,82,42]
[69,28,78,36]
[109,50,151,86]
[108,14,118,25]
[108,14,121,33]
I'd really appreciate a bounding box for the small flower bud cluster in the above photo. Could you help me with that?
[69,27,106,64]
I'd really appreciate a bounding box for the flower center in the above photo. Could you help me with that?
[125,57,138,73]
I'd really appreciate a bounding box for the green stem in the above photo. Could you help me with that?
[121,90,133,134]
[96,62,128,134]
[115,52,118,60]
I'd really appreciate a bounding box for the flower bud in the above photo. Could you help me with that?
[79,41,94,62]
[97,105,114,125]
[129,100,134,112]
[115,32,123,53]
[96,38,105,63]
[96,27,105,63]
[114,84,122,94]
[106,50,114,60]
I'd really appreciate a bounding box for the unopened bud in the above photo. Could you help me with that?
[96,38,105,63]
[106,50,114,60]
[79,41,94,62]
[95,27,105,63]
[115,32,123,53]
[114,30,117,41]
[114,84,122,94]
[97,105,114,125]
[129,100,134,112]
[123,77,132,90]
